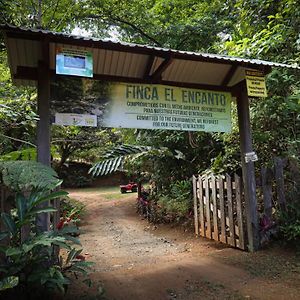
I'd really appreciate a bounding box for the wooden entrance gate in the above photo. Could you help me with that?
[192,173,246,250]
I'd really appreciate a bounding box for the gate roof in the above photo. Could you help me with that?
[1,24,299,90]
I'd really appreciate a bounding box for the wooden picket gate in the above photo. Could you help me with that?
[192,173,246,250]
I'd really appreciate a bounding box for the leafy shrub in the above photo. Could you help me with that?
[0,147,37,161]
[0,188,92,298]
[0,161,92,298]
[0,161,61,191]
[57,162,93,188]
[0,190,90,297]
[278,200,300,247]
[59,197,86,228]
[157,180,193,221]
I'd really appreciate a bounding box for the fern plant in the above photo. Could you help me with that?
[0,161,61,191]
[89,144,184,177]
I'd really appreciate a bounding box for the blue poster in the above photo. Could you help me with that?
[56,48,93,78]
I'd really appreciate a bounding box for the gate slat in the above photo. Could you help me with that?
[198,175,205,237]
[274,157,286,210]
[192,175,199,236]
[218,176,226,243]
[204,176,212,239]
[226,174,235,247]
[235,174,245,250]
[211,175,219,241]
[261,167,273,219]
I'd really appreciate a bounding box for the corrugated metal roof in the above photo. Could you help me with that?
[1,24,299,89]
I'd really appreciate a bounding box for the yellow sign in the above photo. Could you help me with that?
[245,69,267,97]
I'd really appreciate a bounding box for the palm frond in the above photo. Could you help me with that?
[89,144,185,177]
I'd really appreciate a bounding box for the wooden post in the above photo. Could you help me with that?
[218,176,226,243]
[36,41,51,231]
[236,82,260,252]
[211,175,219,241]
[204,176,212,238]
[192,176,199,236]
[198,175,205,237]
[226,174,235,247]
[235,173,245,250]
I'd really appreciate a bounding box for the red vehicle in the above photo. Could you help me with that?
[120,182,138,193]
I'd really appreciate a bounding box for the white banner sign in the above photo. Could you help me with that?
[99,83,232,133]
[55,113,97,127]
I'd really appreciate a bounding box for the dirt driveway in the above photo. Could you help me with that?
[67,187,300,300]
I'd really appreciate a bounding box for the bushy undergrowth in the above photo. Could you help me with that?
[0,162,92,298]
[59,197,86,228]
[279,200,300,248]
[156,180,193,222]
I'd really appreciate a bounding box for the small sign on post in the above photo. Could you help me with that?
[245,69,267,98]
[54,113,97,127]
[245,151,258,163]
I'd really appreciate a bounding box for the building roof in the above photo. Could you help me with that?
[1,24,299,90]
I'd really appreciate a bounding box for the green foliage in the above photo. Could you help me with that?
[60,196,86,224]
[0,276,19,291]
[157,180,193,219]
[279,200,300,246]
[81,0,231,51]
[0,187,92,298]
[0,50,38,154]
[0,146,59,162]
[0,147,37,161]
[57,162,93,188]
[0,0,83,32]
[89,144,151,176]
[0,161,61,191]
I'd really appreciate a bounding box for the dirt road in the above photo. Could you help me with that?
[67,188,300,300]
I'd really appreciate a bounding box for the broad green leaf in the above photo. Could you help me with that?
[0,276,19,291]
[28,207,57,216]
[58,225,79,235]
[16,193,27,222]
[6,247,22,256]
[1,213,17,234]
[66,248,82,265]
[0,231,9,241]
[63,235,81,245]
[33,190,68,206]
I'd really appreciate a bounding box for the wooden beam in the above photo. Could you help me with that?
[143,55,155,79]
[236,81,259,252]
[148,56,173,81]
[222,65,238,86]
[14,66,38,80]
[14,66,232,92]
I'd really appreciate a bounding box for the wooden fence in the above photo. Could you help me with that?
[193,173,246,250]
[193,157,290,251]
[260,157,287,218]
